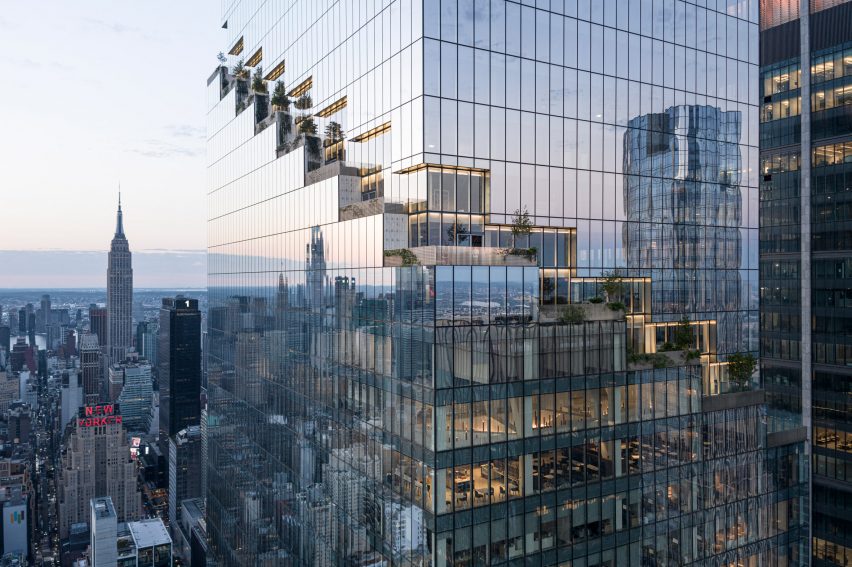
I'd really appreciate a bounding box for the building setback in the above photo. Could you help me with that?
[206,1,810,566]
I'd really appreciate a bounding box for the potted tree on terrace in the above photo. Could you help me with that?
[323,121,345,163]
[272,81,293,154]
[251,67,270,126]
[726,352,757,392]
[271,81,291,111]
[299,116,322,169]
[503,206,536,261]
[600,269,627,312]
[232,59,250,114]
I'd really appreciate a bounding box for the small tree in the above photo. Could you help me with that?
[294,94,313,110]
[252,67,267,93]
[510,206,533,248]
[324,121,345,145]
[271,81,291,110]
[672,316,694,351]
[232,58,248,79]
[727,352,757,389]
[298,116,318,136]
[601,269,626,303]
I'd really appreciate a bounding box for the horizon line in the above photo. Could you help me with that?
[0,248,206,254]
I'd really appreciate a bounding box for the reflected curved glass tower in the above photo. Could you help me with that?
[206,2,808,565]
[624,105,744,352]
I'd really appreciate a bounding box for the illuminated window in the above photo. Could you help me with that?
[316,97,347,118]
[288,76,313,98]
[246,47,262,68]
[351,122,391,143]
[264,60,285,81]
[228,36,244,56]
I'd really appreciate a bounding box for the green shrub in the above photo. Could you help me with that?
[589,296,604,304]
[384,249,419,266]
[727,352,757,387]
[673,316,693,350]
[560,305,585,325]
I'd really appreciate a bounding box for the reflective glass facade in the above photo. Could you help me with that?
[208,1,807,565]
[759,1,851,565]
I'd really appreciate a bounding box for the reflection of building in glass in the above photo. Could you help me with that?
[206,2,808,566]
[623,105,743,351]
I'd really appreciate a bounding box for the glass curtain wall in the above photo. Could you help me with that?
[206,1,807,565]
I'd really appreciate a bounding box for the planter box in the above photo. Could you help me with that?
[582,303,625,321]
[339,198,384,221]
[408,246,537,266]
[305,160,360,186]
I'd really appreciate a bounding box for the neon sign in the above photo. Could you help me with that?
[77,404,122,427]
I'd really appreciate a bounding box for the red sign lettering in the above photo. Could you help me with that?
[77,405,121,428]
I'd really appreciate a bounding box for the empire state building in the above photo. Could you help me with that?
[107,196,132,365]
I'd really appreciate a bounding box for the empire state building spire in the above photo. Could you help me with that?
[115,192,124,236]
[107,191,133,369]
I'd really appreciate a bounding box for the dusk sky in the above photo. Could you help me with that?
[0,1,220,286]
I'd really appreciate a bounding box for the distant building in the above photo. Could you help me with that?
[90,497,118,567]
[0,326,10,357]
[38,295,51,333]
[135,321,158,366]
[88,306,107,350]
[89,500,171,567]
[167,426,202,530]
[7,312,17,338]
[118,518,172,567]
[78,334,101,405]
[8,340,27,374]
[172,498,205,565]
[107,196,133,367]
[63,329,76,358]
[112,361,154,434]
[2,495,27,557]
[60,370,83,430]
[158,297,201,441]
[0,371,19,414]
[7,404,31,444]
[58,403,141,540]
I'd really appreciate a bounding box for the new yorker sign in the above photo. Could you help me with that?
[77,404,122,427]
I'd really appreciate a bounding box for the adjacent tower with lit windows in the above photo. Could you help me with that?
[760,1,852,563]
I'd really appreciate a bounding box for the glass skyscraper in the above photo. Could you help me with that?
[759,1,852,564]
[207,1,808,565]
